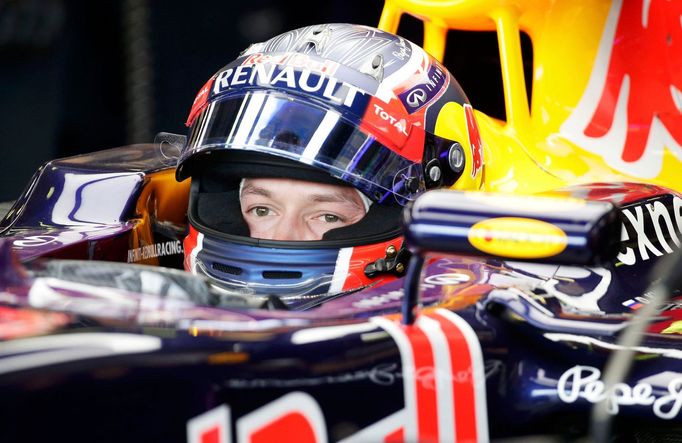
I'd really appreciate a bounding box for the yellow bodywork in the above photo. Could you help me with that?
[378,0,681,194]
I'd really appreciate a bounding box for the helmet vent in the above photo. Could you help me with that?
[299,25,331,55]
[262,270,303,279]
[360,54,384,81]
[212,262,243,275]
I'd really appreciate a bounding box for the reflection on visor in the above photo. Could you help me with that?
[183,92,425,204]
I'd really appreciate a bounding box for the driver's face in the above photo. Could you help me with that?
[240,178,366,241]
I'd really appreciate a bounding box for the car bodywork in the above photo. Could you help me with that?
[0,0,681,442]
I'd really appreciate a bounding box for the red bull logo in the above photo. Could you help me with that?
[562,0,682,178]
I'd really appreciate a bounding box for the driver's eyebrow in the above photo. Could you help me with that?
[241,185,271,198]
[309,192,363,210]
[242,184,363,210]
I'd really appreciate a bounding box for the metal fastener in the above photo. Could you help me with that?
[428,165,441,182]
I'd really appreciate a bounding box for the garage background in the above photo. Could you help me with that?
[0,0,529,201]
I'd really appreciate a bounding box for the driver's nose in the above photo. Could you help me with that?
[269,214,317,241]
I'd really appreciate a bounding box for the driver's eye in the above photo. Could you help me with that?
[254,207,270,217]
[323,214,341,223]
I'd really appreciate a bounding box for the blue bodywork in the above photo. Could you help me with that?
[0,144,681,442]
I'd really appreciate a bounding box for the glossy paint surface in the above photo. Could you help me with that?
[0,0,681,439]
[0,177,680,441]
[379,0,682,195]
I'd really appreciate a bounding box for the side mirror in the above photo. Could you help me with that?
[404,190,621,264]
[400,190,622,323]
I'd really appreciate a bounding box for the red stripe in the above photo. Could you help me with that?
[429,312,478,442]
[250,412,317,443]
[200,426,220,443]
[403,324,439,443]
[384,427,404,443]
[183,226,199,271]
[342,239,403,291]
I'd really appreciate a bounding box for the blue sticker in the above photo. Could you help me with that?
[210,64,371,117]
[398,63,447,113]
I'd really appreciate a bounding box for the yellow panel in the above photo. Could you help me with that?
[378,0,682,194]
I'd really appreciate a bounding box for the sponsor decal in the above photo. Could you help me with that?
[225,363,400,389]
[406,88,427,109]
[557,365,682,419]
[187,310,488,442]
[392,37,410,61]
[617,196,682,265]
[359,97,414,153]
[186,76,215,126]
[211,64,368,112]
[372,103,408,136]
[561,0,682,177]
[468,217,568,259]
[127,240,183,263]
[225,359,499,390]
[13,235,60,247]
[398,63,447,113]
[620,290,682,314]
[622,298,644,310]
[242,52,339,75]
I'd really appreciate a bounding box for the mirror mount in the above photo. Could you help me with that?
[399,190,622,325]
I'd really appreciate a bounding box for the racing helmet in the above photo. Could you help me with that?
[176,23,472,308]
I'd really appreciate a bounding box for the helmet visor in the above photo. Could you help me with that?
[181,92,425,204]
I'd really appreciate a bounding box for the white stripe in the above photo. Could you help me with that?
[196,101,217,148]
[416,315,456,443]
[371,316,418,442]
[329,247,353,294]
[225,93,250,145]
[187,405,231,443]
[642,0,651,28]
[435,309,490,442]
[231,93,266,148]
[301,111,340,163]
